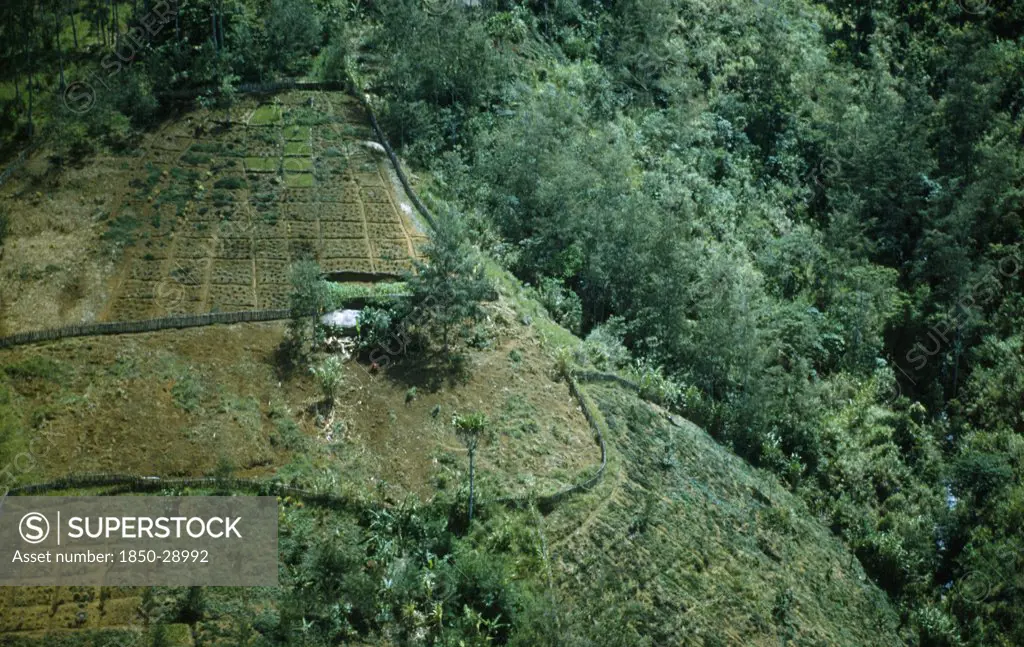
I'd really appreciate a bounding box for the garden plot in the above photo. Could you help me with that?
[284,173,315,188]
[325,203,365,222]
[245,156,280,173]
[280,202,321,221]
[210,260,254,285]
[354,171,385,187]
[120,279,158,300]
[288,237,320,258]
[315,184,360,202]
[359,186,391,203]
[217,237,254,259]
[365,222,406,239]
[109,297,154,321]
[376,258,415,274]
[371,239,412,260]
[320,220,365,238]
[249,104,283,126]
[128,259,164,281]
[168,259,207,285]
[285,220,319,238]
[255,259,291,284]
[175,236,214,259]
[321,257,376,273]
[257,284,290,309]
[322,238,372,258]
[209,284,257,310]
[30,89,427,329]
[254,237,290,259]
[0,586,145,638]
[364,202,403,223]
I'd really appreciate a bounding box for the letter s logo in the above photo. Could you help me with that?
[19,513,50,544]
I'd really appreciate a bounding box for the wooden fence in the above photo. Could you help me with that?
[6,376,609,512]
[0,309,290,349]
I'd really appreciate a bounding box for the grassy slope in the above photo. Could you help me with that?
[0,284,903,646]
[534,381,901,645]
[0,102,902,644]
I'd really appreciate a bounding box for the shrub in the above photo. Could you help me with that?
[213,177,247,190]
[582,317,632,370]
[532,276,583,335]
[356,306,396,352]
[311,356,345,405]
[631,359,682,407]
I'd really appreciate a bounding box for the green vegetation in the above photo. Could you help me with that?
[2,0,1022,643]
[100,213,141,250]
[244,157,279,173]
[212,177,247,190]
[406,208,492,362]
[364,2,1024,643]
[310,355,345,406]
[286,259,330,357]
[454,411,489,524]
[283,141,312,156]
[250,105,283,126]
[283,172,314,188]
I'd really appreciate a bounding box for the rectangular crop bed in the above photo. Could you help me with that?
[359,186,391,203]
[216,237,254,259]
[322,238,372,258]
[254,238,290,259]
[109,297,154,321]
[210,260,254,285]
[167,259,207,285]
[280,203,321,221]
[129,259,164,281]
[256,285,290,309]
[209,284,256,307]
[250,105,283,126]
[320,220,365,238]
[321,203,363,222]
[371,239,412,260]
[244,157,279,173]
[354,171,384,187]
[175,236,214,258]
[255,259,291,284]
[282,158,314,173]
[284,124,312,140]
[285,220,319,238]
[315,184,360,203]
[284,142,312,156]
[320,257,375,273]
[365,222,407,239]
[363,202,401,223]
[288,238,320,258]
[376,258,416,274]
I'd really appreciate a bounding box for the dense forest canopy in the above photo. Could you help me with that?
[1,0,1022,644]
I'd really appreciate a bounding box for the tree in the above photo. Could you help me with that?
[288,259,330,356]
[454,411,488,525]
[265,0,321,76]
[406,208,491,362]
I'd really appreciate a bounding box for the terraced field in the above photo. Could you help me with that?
[0,89,427,334]
[103,90,426,321]
[0,585,148,636]
[541,383,902,646]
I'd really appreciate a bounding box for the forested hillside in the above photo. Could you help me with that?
[1,0,1022,645]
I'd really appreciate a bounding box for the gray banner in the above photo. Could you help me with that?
[0,496,278,586]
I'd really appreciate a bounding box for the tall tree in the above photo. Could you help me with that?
[287,259,330,356]
[453,411,488,524]
[406,208,491,361]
